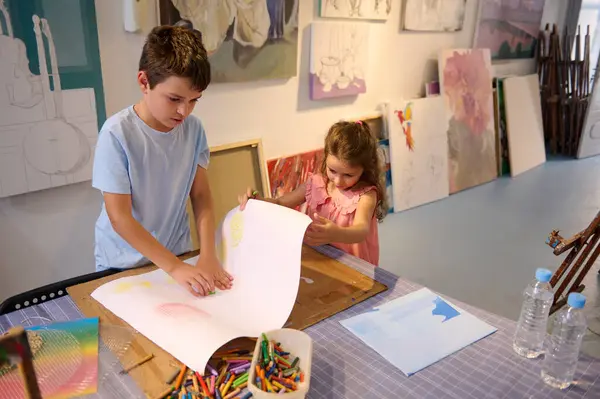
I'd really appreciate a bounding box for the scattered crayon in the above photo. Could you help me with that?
[251,333,304,394]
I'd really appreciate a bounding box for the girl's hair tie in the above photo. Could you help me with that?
[356,120,363,126]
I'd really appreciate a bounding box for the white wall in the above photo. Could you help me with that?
[0,0,568,302]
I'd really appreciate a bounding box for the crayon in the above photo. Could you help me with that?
[174,365,188,390]
[240,392,253,399]
[223,388,240,399]
[120,353,155,375]
[153,386,175,399]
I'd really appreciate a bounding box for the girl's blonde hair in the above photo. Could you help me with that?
[319,121,388,222]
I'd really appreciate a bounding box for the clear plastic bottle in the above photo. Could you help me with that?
[541,293,588,389]
[513,268,554,358]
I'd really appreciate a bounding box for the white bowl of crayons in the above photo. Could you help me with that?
[248,329,313,398]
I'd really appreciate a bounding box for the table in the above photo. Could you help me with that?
[1,246,599,399]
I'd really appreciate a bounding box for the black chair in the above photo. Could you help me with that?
[0,269,121,315]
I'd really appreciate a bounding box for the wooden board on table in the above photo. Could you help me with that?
[67,246,386,398]
[285,246,387,330]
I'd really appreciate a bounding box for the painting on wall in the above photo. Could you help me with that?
[388,97,449,213]
[267,149,324,213]
[0,0,106,198]
[159,0,299,83]
[402,0,466,32]
[439,49,497,194]
[473,0,546,60]
[309,21,369,100]
[319,0,392,20]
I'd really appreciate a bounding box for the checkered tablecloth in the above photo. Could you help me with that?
[1,246,599,398]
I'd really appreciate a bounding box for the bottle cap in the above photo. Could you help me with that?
[535,268,552,283]
[567,292,586,309]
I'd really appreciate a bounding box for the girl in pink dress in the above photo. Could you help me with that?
[238,121,388,266]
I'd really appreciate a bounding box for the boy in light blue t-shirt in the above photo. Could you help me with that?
[92,25,232,297]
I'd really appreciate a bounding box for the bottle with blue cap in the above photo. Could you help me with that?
[541,292,588,389]
[513,268,555,358]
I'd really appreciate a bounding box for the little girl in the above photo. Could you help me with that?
[238,121,387,266]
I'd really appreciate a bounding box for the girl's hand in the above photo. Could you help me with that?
[168,261,214,297]
[196,254,233,291]
[304,214,340,246]
[238,187,259,211]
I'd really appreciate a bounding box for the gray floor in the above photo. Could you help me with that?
[378,155,600,357]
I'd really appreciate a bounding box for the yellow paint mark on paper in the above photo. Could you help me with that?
[114,281,152,293]
[230,212,244,248]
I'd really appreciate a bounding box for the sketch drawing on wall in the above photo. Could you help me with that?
[159,0,299,83]
[473,0,546,60]
[402,0,466,32]
[387,97,449,213]
[319,0,392,20]
[309,21,369,100]
[0,1,101,198]
[439,49,497,194]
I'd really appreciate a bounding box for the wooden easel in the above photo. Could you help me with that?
[545,210,600,314]
[0,326,42,399]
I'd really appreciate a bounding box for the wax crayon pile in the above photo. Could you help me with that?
[156,348,254,399]
[252,333,304,394]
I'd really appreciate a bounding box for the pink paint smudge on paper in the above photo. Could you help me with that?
[156,303,211,319]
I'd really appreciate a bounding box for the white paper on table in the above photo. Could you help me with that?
[91,200,312,372]
[340,288,497,376]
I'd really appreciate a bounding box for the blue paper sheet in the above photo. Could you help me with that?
[340,288,497,376]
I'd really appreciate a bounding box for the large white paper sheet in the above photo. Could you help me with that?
[340,288,497,376]
[91,200,312,372]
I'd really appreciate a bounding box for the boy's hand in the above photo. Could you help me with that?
[304,213,340,246]
[168,261,214,297]
[196,254,234,291]
[238,187,259,211]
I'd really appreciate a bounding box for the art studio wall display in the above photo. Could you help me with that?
[503,74,546,177]
[439,48,497,194]
[0,0,106,198]
[319,0,392,21]
[309,21,369,100]
[159,0,299,83]
[388,97,449,213]
[473,0,546,60]
[402,0,466,32]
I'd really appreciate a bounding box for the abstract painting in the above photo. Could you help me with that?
[319,0,392,20]
[439,49,497,194]
[0,0,105,198]
[388,97,449,213]
[473,0,546,60]
[0,317,99,399]
[402,0,466,32]
[159,0,299,83]
[267,149,324,213]
[309,21,369,100]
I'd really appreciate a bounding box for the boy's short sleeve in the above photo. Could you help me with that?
[196,120,210,169]
[92,129,131,194]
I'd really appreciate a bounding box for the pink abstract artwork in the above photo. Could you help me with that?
[439,49,497,194]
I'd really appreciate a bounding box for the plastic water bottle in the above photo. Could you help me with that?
[513,268,554,358]
[541,293,588,389]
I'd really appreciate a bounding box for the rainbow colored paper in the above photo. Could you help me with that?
[0,317,99,399]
